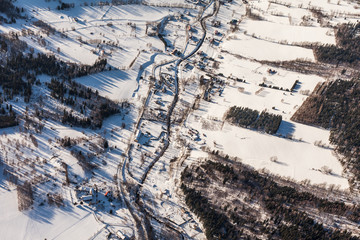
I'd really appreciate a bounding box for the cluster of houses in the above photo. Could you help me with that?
[187,128,200,141]
[76,186,113,204]
[134,130,152,146]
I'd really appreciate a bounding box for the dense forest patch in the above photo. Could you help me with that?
[314,23,360,66]
[225,106,282,134]
[0,110,17,128]
[181,153,360,239]
[0,0,23,23]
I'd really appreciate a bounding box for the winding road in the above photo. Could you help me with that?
[117,0,220,239]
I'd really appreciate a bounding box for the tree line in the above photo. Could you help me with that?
[47,78,122,129]
[314,23,360,66]
[0,45,117,129]
[226,106,282,134]
[0,103,17,128]
[0,0,24,24]
[1,52,107,101]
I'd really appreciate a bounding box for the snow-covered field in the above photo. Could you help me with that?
[217,54,323,92]
[187,115,348,188]
[223,33,315,61]
[0,187,102,240]
[75,70,138,100]
[239,19,335,45]
[180,50,347,188]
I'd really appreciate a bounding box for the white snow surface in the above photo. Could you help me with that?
[240,19,335,45]
[75,70,138,101]
[223,33,315,61]
[0,188,103,240]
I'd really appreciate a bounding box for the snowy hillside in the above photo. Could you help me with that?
[0,0,360,239]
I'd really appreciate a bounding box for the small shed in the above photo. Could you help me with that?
[81,195,93,201]
[116,230,126,240]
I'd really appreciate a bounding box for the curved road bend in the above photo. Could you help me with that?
[134,0,220,238]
